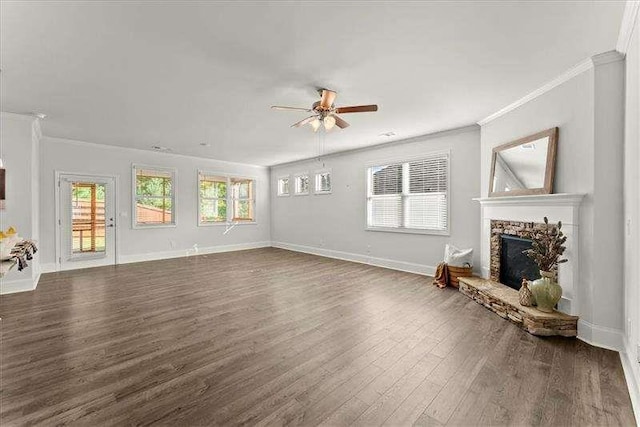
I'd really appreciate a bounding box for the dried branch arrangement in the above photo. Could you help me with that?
[523,217,568,273]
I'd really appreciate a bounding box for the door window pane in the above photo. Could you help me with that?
[71,182,106,253]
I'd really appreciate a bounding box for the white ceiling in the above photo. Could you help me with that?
[0,1,625,166]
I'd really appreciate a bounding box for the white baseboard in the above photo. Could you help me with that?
[1,275,38,295]
[41,263,57,274]
[117,241,272,265]
[271,241,436,276]
[621,337,640,424]
[39,241,272,273]
[577,319,625,351]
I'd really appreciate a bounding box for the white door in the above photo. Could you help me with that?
[58,174,116,270]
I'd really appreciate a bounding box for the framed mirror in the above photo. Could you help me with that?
[489,127,558,197]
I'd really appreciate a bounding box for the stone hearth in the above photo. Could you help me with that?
[459,276,578,337]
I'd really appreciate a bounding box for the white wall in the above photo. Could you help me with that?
[0,112,41,293]
[39,137,271,269]
[623,1,640,416]
[270,126,481,275]
[480,53,625,344]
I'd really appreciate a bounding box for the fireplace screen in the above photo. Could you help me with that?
[499,235,540,290]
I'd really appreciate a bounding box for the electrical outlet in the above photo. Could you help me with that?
[169,239,176,248]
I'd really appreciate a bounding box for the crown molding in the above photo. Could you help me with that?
[269,124,479,168]
[477,58,594,126]
[477,50,623,127]
[616,0,640,56]
[591,50,625,65]
[0,111,39,122]
[43,135,268,169]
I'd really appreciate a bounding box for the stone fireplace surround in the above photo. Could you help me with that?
[475,193,585,315]
[490,219,557,285]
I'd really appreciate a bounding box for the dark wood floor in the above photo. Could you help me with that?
[0,248,635,426]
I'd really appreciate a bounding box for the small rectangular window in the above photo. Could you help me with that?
[315,171,331,194]
[199,172,227,224]
[133,165,175,227]
[277,176,290,196]
[294,174,309,195]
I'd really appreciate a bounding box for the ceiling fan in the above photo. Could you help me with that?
[271,89,378,131]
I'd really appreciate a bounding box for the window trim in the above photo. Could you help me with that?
[314,169,332,195]
[293,172,310,196]
[277,175,291,197]
[197,170,257,227]
[132,164,177,229]
[364,151,451,236]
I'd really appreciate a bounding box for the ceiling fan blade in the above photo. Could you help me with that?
[291,116,317,128]
[334,104,378,114]
[271,105,312,112]
[319,89,337,110]
[334,115,350,129]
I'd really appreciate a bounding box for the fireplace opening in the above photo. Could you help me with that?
[499,235,540,290]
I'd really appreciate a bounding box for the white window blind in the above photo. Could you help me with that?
[367,152,449,233]
[277,177,290,196]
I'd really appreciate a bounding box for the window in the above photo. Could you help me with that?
[230,177,255,221]
[277,176,290,196]
[315,170,331,194]
[133,165,175,227]
[366,152,449,234]
[294,173,309,195]
[198,171,256,225]
[198,172,227,224]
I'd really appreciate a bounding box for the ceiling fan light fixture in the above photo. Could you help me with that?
[323,115,336,130]
[310,118,321,132]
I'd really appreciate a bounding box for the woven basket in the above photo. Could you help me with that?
[447,265,472,288]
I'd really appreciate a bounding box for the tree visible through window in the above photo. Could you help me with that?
[72,182,106,252]
[134,167,175,226]
[277,177,290,196]
[198,173,255,224]
[199,173,227,223]
[295,174,309,195]
[231,178,254,221]
[315,171,331,194]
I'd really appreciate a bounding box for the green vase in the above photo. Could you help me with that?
[530,270,562,313]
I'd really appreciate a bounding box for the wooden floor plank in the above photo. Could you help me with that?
[0,247,634,426]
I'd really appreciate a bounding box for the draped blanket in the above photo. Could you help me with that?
[432,262,449,289]
[10,240,38,271]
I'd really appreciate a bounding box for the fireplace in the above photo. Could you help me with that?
[490,220,553,289]
[499,235,540,290]
[477,194,584,315]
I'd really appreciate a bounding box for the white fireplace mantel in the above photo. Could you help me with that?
[473,193,585,207]
[473,193,585,206]
[474,193,586,315]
